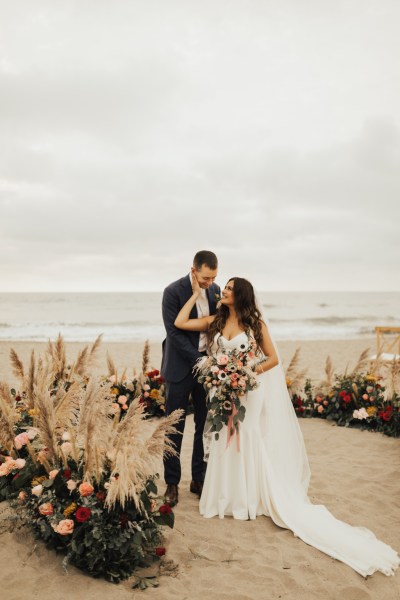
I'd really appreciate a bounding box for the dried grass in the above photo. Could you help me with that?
[0,381,19,455]
[142,340,150,374]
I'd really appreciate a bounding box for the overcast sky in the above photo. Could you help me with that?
[0,0,399,292]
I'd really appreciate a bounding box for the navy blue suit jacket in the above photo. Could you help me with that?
[161,275,220,383]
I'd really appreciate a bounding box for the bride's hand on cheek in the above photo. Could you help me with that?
[192,273,201,297]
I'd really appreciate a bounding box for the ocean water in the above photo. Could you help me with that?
[0,292,399,342]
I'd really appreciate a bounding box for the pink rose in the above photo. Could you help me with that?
[143,392,150,398]
[362,394,369,400]
[323,400,329,406]
[39,502,54,516]
[79,482,94,497]
[143,384,150,391]
[316,396,323,403]
[32,484,43,497]
[111,402,120,413]
[67,479,77,491]
[18,491,27,502]
[53,519,74,535]
[49,469,59,479]
[14,432,30,450]
[118,395,127,405]
[317,405,324,414]
[217,355,229,366]
[15,458,26,469]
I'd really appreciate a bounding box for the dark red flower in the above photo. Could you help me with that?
[138,397,144,404]
[119,512,129,528]
[159,503,172,515]
[96,491,106,503]
[63,469,72,479]
[158,376,165,383]
[75,507,92,523]
[343,394,352,404]
[154,369,160,376]
[146,400,151,408]
[297,406,305,413]
[15,395,21,402]
[382,412,392,422]
[155,547,166,556]
[295,398,303,407]
[339,391,346,398]
[13,473,20,480]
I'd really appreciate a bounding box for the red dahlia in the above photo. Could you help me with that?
[75,507,92,522]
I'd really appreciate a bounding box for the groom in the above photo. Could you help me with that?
[161,250,220,504]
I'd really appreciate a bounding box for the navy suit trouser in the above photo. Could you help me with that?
[163,370,208,485]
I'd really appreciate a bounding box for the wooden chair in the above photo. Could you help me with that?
[371,327,400,361]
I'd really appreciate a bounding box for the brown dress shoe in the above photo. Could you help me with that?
[165,483,179,505]
[190,480,204,497]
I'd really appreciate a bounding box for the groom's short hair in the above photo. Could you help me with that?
[193,250,218,271]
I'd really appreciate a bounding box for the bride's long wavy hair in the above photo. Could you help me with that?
[207,277,264,352]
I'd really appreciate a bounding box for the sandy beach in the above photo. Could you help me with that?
[1,338,399,600]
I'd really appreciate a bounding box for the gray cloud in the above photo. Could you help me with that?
[0,1,399,291]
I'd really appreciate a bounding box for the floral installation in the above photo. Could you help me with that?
[286,349,400,438]
[195,339,259,445]
[106,341,167,420]
[0,337,181,584]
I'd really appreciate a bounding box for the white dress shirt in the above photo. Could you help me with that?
[189,272,210,352]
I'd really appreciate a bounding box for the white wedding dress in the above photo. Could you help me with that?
[199,332,400,577]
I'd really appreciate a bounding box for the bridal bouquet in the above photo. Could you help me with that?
[195,340,259,446]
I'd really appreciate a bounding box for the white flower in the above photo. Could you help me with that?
[66,479,77,491]
[239,342,249,351]
[15,458,26,469]
[353,408,369,420]
[61,431,71,441]
[218,371,227,380]
[32,484,43,497]
[27,428,38,440]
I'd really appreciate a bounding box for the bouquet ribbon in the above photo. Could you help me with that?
[226,401,240,452]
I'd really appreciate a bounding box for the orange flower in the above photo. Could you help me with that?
[79,482,94,497]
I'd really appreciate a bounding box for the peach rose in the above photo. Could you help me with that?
[32,484,43,497]
[18,490,28,502]
[60,442,72,456]
[143,384,150,391]
[15,458,26,469]
[49,469,59,479]
[67,479,77,491]
[362,394,369,400]
[118,395,127,405]
[79,482,94,497]
[14,432,30,449]
[39,502,54,516]
[53,519,74,535]
[0,464,10,476]
[217,354,229,366]
[122,404,128,410]
[317,405,324,414]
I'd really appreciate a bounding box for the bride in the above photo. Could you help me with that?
[174,275,400,577]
